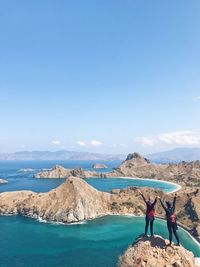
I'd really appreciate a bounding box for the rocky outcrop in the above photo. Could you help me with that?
[119,235,198,267]
[0,176,111,223]
[0,179,8,184]
[35,165,99,179]
[106,152,200,184]
[126,152,150,163]
[35,165,71,178]
[92,163,108,169]
[106,153,166,179]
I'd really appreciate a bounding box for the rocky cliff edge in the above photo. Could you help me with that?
[118,235,198,267]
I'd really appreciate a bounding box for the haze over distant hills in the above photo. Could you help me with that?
[1,147,200,162]
[0,150,125,161]
[147,147,200,163]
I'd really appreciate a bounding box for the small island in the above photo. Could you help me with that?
[0,179,8,185]
[92,163,108,169]
[34,165,100,178]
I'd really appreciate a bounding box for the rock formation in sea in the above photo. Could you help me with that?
[0,179,8,184]
[92,163,108,169]
[118,235,198,267]
[34,165,100,178]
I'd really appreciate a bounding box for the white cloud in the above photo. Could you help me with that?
[135,137,156,147]
[135,131,200,147]
[52,140,61,145]
[90,140,103,146]
[158,131,200,145]
[194,96,200,101]
[77,140,103,147]
[77,141,86,146]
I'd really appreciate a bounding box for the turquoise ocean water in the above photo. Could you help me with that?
[0,161,199,267]
[0,160,177,193]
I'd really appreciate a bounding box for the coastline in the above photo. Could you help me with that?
[103,214,200,248]
[110,176,182,194]
[1,208,200,248]
[37,209,200,248]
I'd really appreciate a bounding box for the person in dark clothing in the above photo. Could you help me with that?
[139,191,157,236]
[159,194,180,246]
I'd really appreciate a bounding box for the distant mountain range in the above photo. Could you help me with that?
[0,150,125,161]
[1,147,200,162]
[147,147,200,163]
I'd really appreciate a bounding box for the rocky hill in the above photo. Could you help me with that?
[106,152,200,185]
[0,176,111,222]
[119,235,198,267]
[35,165,100,178]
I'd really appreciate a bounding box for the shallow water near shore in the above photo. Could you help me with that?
[0,215,199,267]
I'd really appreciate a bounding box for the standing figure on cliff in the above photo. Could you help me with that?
[139,191,157,237]
[159,193,180,246]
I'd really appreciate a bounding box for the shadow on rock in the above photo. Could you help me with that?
[132,235,166,249]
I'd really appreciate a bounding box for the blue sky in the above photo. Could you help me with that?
[0,0,200,154]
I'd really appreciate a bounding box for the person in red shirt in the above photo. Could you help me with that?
[159,194,180,246]
[139,191,157,236]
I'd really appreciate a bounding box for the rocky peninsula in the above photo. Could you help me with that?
[0,176,110,222]
[106,152,200,187]
[119,235,198,267]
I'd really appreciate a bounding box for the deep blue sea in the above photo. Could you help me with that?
[0,161,199,267]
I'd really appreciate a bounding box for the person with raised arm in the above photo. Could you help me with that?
[139,190,157,237]
[158,193,180,246]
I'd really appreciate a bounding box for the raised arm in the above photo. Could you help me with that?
[153,197,157,206]
[139,191,147,204]
[159,198,167,212]
[172,194,177,212]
